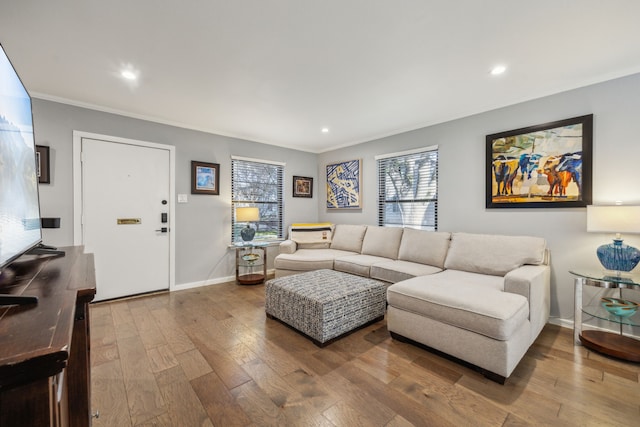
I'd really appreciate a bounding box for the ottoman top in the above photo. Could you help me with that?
[266,269,385,303]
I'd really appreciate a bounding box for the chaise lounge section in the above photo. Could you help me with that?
[386,232,550,382]
[274,224,550,382]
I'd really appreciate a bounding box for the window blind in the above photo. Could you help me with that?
[231,158,284,242]
[377,147,438,230]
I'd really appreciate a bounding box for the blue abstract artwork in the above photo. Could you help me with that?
[326,159,361,209]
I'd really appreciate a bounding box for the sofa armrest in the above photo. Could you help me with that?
[504,265,550,341]
[279,239,298,254]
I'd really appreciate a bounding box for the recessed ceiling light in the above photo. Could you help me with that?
[121,70,137,80]
[321,127,330,134]
[490,65,507,76]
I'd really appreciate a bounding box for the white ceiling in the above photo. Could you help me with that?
[2,1,640,153]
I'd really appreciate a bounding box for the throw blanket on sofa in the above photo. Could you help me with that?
[290,223,333,244]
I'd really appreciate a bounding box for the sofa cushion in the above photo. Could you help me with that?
[370,260,442,283]
[444,232,546,276]
[397,229,451,269]
[274,248,357,272]
[330,224,368,253]
[289,223,333,249]
[386,270,529,341]
[360,226,404,259]
[334,254,391,277]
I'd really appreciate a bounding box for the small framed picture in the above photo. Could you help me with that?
[191,161,220,195]
[35,145,50,184]
[293,175,313,198]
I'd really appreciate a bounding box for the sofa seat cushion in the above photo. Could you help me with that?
[386,270,529,341]
[274,249,358,272]
[370,260,443,283]
[334,254,391,277]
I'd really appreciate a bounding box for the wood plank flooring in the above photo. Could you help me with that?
[90,281,640,426]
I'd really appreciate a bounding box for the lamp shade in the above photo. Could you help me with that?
[586,205,640,272]
[586,205,640,234]
[236,207,259,222]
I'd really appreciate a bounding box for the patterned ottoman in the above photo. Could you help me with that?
[265,269,387,346]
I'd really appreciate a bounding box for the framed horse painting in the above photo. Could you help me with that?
[486,115,593,209]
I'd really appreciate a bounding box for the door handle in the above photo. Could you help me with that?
[155,227,168,233]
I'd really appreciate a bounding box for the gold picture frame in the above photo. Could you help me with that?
[293,176,313,198]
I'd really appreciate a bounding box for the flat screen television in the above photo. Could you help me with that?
[0,43,43,273]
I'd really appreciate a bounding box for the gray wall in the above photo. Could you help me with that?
[318,72,640,322]
[33,72,640,322]
[33,99,319,286]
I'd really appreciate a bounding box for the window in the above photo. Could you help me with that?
[376,146,438,230]
[231,156,284,242]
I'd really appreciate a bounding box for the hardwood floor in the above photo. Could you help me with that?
[90,281,640,426]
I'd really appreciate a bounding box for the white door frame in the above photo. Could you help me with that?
[72,130,176,292]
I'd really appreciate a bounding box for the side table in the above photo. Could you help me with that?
[570,270,640,362]
[235,242,268,285]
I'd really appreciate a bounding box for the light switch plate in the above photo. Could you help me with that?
[177,194,188,203]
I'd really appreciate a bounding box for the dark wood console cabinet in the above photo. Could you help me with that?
[0,247,96,426]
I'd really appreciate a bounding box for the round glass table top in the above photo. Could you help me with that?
[233,241,271,248]
[569,269,640,288]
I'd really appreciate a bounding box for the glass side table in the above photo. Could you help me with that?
[570,270,640,362]
[234,242,268,285]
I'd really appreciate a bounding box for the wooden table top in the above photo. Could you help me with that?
[0,246,96,388]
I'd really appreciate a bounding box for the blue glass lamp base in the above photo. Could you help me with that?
[240,225,256,242]
[596,238,640,273]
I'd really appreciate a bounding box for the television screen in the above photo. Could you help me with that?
[0,44,42,269]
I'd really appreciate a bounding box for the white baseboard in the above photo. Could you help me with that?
[172,276,235,291]
[172,269,275,291]
[547,317,573,329]
[547,316,631,335]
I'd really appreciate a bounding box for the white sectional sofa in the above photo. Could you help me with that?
[274,224,550,383]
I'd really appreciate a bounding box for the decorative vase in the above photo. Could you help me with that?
[596,238,640,272]
[240,225,255,242]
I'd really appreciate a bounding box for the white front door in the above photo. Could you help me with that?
[79,136,173,301]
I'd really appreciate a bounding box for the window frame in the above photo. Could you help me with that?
[231,156,284,243]
[376,146,438,231]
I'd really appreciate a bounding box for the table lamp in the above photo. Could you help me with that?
[236,207,260,242]
[586,205,640,273]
